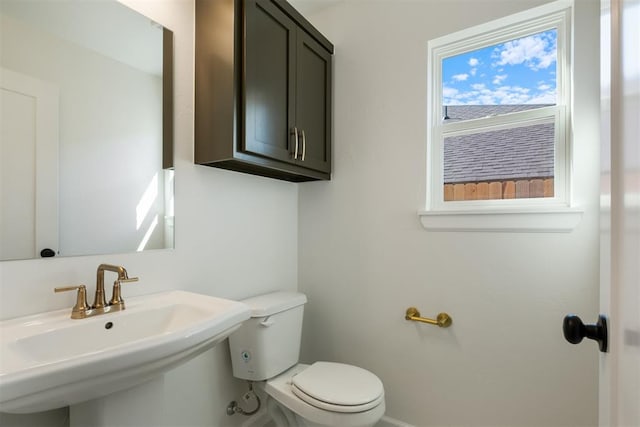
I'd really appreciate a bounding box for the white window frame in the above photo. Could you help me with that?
[420,0,583,232]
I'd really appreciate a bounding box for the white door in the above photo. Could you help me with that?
[0,68,59,260]
[598,0,640,425]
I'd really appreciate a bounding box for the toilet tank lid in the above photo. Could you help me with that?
[242,291,307,317]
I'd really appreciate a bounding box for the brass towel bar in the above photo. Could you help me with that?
[405,307,452,328]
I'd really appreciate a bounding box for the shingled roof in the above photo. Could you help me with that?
[443,105,554,184]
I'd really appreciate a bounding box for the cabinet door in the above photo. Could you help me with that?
[295,29,331,173]
[244,0,296,163]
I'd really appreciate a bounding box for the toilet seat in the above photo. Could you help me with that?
[290,362,384,413]
[265,364,386,427]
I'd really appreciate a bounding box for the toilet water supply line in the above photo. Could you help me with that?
[226,381,261,416]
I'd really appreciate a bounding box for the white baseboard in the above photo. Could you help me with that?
[376,415,416,427]
[240,409,412,427]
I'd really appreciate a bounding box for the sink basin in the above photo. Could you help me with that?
[0,290,251,413]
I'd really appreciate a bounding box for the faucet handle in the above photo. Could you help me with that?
[109,277,138,307]
[55,285,90,318]
[54,285,83,292]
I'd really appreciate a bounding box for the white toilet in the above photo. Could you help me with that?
[229,291,385,427]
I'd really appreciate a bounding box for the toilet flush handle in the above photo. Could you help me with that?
[259,317,275,327]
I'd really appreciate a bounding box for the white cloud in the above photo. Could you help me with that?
[492,74,508,85]
[468,57,479,67]
[470,68,477,76]
[442,85,459,98]
[443,84,554,106]
[537,83,551,91]
[495,32,557,71]
[528,90,556,104]
[452,73,469,81]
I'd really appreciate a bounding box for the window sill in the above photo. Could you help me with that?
[418,208,583,232]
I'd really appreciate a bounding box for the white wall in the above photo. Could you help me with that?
[0,12,166,256]
[0,0,298,426]
[0,0,603,426]
[297,1,601,426]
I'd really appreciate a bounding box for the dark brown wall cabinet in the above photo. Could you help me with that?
[195,0,333,182]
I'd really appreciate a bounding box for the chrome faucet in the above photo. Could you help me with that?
[55,264,139,319]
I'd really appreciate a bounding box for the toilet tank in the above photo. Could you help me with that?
[229,291,307,381]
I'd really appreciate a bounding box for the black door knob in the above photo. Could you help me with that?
[40,248,56,257]
[563,314,608,352]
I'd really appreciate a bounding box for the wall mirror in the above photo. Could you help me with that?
[0,0,174,261]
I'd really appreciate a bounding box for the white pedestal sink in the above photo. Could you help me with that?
[70,376,166,427]
[70,376,168,427]
[0,290,251,420]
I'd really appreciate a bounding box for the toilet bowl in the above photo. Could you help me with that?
[228,292,385,427]
[264,363,385,427]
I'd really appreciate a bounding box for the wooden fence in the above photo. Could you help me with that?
[444,178,554,201]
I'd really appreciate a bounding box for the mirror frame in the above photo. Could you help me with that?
[163,28,174,170]
[0,3,175,260]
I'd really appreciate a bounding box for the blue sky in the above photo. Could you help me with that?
[442,30,557,105]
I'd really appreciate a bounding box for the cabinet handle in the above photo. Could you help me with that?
[291,127,299,160]
[301,130,306,161]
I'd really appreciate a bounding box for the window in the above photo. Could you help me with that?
[424,0,575,225]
